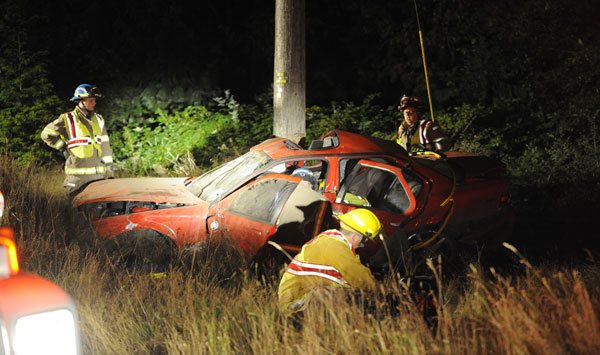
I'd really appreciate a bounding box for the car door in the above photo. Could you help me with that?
[333,159,420,236]
[214,175,327,259]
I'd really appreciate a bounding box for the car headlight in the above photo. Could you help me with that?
[13,309,78,355]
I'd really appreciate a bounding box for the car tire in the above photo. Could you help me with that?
[101,229,175,271]
[368,228,415,278]
[176,237,246,288]
[418,236,460,275]
[251,244,290,285]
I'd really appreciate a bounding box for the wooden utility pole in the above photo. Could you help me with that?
[273,0,305,143]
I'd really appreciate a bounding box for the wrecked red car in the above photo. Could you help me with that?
[74,130,514,270]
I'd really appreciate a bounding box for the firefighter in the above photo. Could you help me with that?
[41,84,114,195]
[396,95,450,152]
[278,208,381,316]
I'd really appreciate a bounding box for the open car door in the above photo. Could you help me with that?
[334,159,422,236]
[215,175,329,259]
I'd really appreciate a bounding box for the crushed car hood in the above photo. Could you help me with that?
[72,177,201,206]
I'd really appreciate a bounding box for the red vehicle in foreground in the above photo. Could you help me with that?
[0,192,81,355]
[74,130,514,271]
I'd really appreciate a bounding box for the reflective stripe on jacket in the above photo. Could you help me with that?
[287,259,348,285]
[65,166,107,175]
[64,111,105,159]
[397,123,422,151]
[41,107,114,192]
[396,119,450,152]
[277,229,377,314]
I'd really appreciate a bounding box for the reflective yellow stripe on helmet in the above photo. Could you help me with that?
[65,166,107,175]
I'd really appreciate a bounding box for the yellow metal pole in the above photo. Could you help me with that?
[418,30,435,122]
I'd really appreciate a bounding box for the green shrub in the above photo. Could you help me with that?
[104,89,259,175]
[111,105,238,174]
[101,83,218,132]
[306,94,398,142]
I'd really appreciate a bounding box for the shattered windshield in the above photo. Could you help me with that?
[186,151,272,203]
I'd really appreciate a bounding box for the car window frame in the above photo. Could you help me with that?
[335,159,418,216]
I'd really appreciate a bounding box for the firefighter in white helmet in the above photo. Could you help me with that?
[41,84,114,195]
[396,95,450,152]
[278,208,381,315]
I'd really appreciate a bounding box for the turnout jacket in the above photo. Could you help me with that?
[278,229,377,314]
[397,119,450,152]
[41,106,114,193]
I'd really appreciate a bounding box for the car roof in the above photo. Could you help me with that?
[251,130,409,160]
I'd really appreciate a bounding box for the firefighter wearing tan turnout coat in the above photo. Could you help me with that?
[278,208,381,315]
[396,95,450,152]
[41,84,114,195]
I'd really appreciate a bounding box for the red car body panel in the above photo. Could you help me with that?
[73,177,201,205]
[93,204,208,247]
[74,130,513,259]
[207,173,309,258]
[0,273,74,318]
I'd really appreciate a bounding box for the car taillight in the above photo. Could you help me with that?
[499,193,510,203]
[0,226,19,277]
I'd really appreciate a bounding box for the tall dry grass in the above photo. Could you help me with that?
[1,156,599,354]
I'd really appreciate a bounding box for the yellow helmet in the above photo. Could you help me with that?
[337,208,382,240]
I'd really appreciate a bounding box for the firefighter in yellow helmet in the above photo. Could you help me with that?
[41,84,114,195]
[396,95,450,152]
[278,208,382,315]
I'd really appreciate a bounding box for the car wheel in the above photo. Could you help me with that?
[177,237,246,288]
[101,229,175,272]
[251,244,290,284]
[368,228,415,278]
[418,236,460,275]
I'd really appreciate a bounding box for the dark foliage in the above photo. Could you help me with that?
[0,0,64,162]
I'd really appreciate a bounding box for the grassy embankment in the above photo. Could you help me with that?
[1,156,599,354]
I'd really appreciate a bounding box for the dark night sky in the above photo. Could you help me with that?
[21,0,441,104]
[15,0,600,105]
[27,1,273,101]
